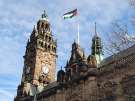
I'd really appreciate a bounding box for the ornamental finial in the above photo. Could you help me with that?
[95,22,97,36]
[41,10,48,19]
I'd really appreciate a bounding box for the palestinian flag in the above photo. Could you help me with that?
[63,9,78,19]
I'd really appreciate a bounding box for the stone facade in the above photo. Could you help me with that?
[14,11,135,101]
[15,11,57,98]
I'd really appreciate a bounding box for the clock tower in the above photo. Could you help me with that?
[17,11,57,97]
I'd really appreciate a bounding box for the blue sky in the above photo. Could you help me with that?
[0,0,133,100]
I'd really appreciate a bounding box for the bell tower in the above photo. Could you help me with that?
[31,10,57,85]
[87,23,103,66]
[17,10,57,97]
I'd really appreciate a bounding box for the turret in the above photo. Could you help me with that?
[87,23,103,67]
[57,67,65,83]
[64,41,88,81]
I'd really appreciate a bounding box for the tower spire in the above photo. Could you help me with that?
[33,25,37,32]
[61,66,63,70]
[34,25,36,30]
[95,22,97,36]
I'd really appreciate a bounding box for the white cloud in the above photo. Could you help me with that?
[0,89,15,101]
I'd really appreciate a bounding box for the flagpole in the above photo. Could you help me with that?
[77,23,80,45]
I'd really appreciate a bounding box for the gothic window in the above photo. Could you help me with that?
[41,42,43,47]
[48,45,50,51]
[41,23,44,28]
[45,44,47,50]
[38,41,41,46]
[45,24,50,31]
[46,36,49,42]
[45,24,48,29]
[49,37,51,42]
[45,35,48,40]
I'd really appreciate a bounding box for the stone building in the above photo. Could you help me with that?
[14,11,135,101]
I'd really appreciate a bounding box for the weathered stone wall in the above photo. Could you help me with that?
[35,45,135,101]
[15,45,135,101]
[36,75,98,101]
[34,49,56,82]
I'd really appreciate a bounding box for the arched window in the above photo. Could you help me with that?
[48,45,50,51]
[49,37,51,42]
[41,23,44,28]
[41,42,43,47]
[45,44,47,49]
[45,24,49,29]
